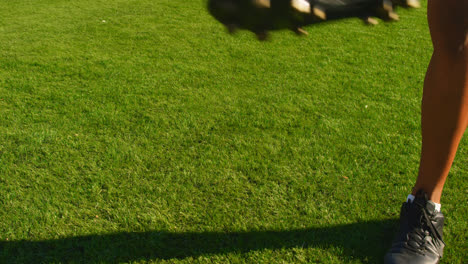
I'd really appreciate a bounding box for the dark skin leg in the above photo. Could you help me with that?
[413,0,468,203]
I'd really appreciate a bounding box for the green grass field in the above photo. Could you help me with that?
[0,0,466,263]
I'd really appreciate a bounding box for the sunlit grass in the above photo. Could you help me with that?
[0,1,466,263]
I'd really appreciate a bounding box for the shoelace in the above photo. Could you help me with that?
[403,201,445,254]
[420,204,445,247]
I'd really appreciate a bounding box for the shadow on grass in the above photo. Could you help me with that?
[0,219,397,263]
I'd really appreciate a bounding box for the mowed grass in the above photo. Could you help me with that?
[0,0,466,263]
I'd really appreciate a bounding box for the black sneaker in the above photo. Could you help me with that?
[384,190,445,264]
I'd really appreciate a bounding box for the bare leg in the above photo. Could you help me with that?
[384,3,467,263]
[413,0,468,203]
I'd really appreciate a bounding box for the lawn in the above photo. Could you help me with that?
[0,0,466,263]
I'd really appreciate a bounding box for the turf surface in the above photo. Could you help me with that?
[0,0,466,263]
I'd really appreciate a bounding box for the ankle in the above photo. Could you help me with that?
[408,190,441,212]
[411,186,442,203]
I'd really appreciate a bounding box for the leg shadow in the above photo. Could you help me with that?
[0,219,397,263]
